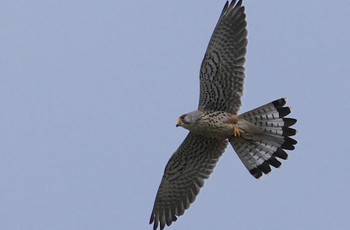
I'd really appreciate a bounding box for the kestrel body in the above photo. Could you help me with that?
[177,110,238,139]
[150,1,297,229]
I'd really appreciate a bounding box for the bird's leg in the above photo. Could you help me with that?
[233,124,241,137]
[226,115,241,137]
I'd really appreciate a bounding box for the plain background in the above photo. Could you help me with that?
[1,0,349,229]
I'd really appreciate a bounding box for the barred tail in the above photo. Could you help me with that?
[230,98,297,179]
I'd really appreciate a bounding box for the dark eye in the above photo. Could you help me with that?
[181,115,191,124]
[183,119,190,125]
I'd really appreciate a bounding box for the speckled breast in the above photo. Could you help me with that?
[190,111,235,139]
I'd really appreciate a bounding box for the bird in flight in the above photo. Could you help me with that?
[150,1,297,229]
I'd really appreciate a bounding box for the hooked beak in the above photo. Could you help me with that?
[176,118,183,127]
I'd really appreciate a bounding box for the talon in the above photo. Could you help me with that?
[233,125,241,137]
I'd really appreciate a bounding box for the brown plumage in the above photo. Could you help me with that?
[150,1,297,229]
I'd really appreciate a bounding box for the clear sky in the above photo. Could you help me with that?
[1,0,350,229]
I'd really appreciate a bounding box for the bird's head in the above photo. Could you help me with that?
[176,110,202,128]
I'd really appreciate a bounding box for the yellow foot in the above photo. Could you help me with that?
[233,125,241,137]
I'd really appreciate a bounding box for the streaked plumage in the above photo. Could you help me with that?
[150,1,297,229]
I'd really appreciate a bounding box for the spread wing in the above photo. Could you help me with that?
[150,133,227,230]
[198,0,247,114]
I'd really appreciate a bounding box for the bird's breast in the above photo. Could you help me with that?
[189,111,235,139]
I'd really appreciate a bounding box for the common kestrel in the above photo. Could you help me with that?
[150,1,297,229]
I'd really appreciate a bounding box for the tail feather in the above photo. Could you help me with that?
[230,98,297,179]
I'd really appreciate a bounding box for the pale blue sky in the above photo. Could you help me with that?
[1,0,350,229]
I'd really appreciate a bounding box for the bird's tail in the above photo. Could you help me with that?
[229,98,297,178]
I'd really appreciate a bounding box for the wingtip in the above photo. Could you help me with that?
[149,214,154,225]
